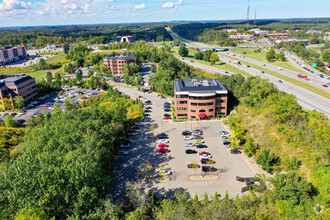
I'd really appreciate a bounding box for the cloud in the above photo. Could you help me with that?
[134,3,146,10]
[162,2,177,9]
[0,0,33,12]
[176,0,183,5]
[105,5,118,13]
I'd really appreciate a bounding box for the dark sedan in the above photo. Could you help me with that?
[185,149,198,154]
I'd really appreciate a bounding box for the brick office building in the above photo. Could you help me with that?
[103,54,137,75]
[0,74,38,109]
[174,79,228,119]
[0,46,27,65]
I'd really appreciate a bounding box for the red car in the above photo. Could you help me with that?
[322,84,328,88]
[190,60,194,63]
[158,144,169,148]
[156,148,168,153]
[44,105,51,107]
[297,74,303,78]
[303,75,308,79]
[163,116,172,120]
[199,151,210,156]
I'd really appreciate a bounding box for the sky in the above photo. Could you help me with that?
[0,0,329,27]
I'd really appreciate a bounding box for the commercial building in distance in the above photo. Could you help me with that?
[103,54,137,75]
[0,74,38,109]
[174,78,228,120]
[267,33,290,39]
[0,46,27,65]
[229,33,253,39]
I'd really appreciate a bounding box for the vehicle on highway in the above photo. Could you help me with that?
[247,65,250,68]
[183,136,193,140]
[187,164,201,168]
[159,170,172,175]
[185,149,198,154]
[230,149,242,154]
[158,144,169,148]
[118,150,128,155]
[262,64,266,66]
[199,151,210,155]
[156,148,168,153]
[195,139,204,144]
[278,80,283,83]
[159,139,169,144]
[182,130,192,136]
[201,159,216,164]
[202,166,217,172]
[196,144,207,148]
[322,84,328,88]
[190,60,194,63]
[261,71,264,73]
[278,67,283,70]
[163,116,172,120]
[157,133,168,139]
[185,142,195,147]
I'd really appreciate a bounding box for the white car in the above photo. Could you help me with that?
[159,139,169,144]
[183,136,193,140]
[185,142,195,147]
[159,170,172,175]
[200,154,212,159]
[118,150,128,155]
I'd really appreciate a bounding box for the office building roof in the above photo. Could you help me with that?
[104,54,136,61]
[174,78,228,93]
[0,74,34,86]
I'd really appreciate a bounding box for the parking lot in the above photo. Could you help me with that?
[0,87,104,123]
[109,83,268,199]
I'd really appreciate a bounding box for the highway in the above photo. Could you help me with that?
[166,28,330,117]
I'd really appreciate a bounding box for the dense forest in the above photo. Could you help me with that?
[0,23,172,47]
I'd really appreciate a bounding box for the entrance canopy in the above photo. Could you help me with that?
[198,113,207,118]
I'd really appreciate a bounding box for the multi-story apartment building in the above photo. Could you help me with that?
[174,79,228,120]
[103,54,137,75]
[0,74,38,109]
[0,46,27,65]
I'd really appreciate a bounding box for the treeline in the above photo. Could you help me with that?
[0,24,172,47]
[0,88,143,219]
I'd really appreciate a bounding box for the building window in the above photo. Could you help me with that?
[177,107,187,110]
[216,99,226,103]
[216,106,226,110]
[177,113,187,117]
[190,115,196,119]
[189,95,215,100]
[209,115,213,118]
[191,102,214,106]
[190,109,196,112]
[216,94,226,98]
[176,95,188,98]
[209,108,214,112]
[199,109,206,112]
[177,101,187,104]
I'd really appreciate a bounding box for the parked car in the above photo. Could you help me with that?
[158,144,169,148]
[159,139,169,144]
[192,129,203,135]
[196,144,207,148]
[157,133,168,139]
[144,109,152,113]
[230,149,242,154]
[164,114,171,118]
[159,170,172,175]
[199,151,210,156]
[185,149,198,154]
[222,136,230,141]
[163,108,171,112]
[201,159,216,164]
[163,116,172,120]
[278,80,283,83]
[200,154,212,159]
[193,135,203,140]
[183,136,193,140]
[120,144,130,148]
[187,164,201,168]
[322,84,328,88]
[202,166,217,172]
[182,130,192,136]
[185,142,195,147]
[156,148,168,153]
[145,106,152,110]
[194,139,204,144]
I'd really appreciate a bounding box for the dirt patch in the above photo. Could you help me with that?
[189,174,219,181]
[156,176,170,183]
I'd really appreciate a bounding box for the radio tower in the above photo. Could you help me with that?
[254,7,257,26]
[246,0,250,26]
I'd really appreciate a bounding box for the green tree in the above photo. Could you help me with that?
[2,97,13,110]
[178,44,189,57]
[256,149,279,173]
[38,58,46,70]
[203,49,213,62]
[266,48,276,61]
[75,69,83,81]
[278,51,286,61]
[172,39,181,46]
[13,96,25,109]
[63,43,70,54]
[4,116,16,127]
[194,51,203,60]
[321,49,330,63]
[210,53,219,65]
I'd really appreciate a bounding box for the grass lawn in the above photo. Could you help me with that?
[237,43,270,48]
[153,41,173,47]
[26,70,49,81]
[232,48,306,74]
[221,53,330,99]
[171,47,251,77]
[45,53,67,66]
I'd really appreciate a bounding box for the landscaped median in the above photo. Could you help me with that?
[171,47,251,77]
[220,53,330,100]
